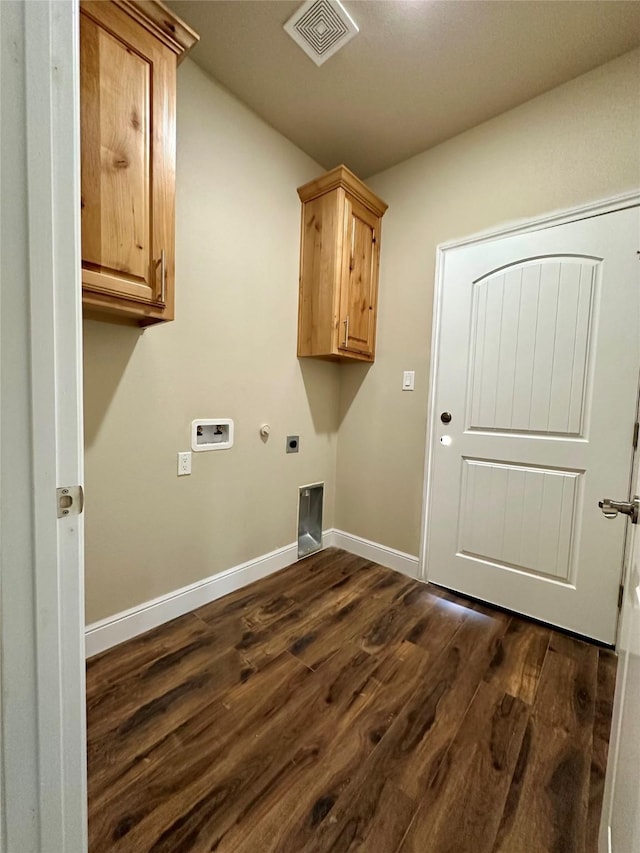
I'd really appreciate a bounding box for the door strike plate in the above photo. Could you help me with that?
[57,485,84,518]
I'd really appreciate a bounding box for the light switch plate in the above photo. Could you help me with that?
[177,451,192,476]
[402,370,415,391]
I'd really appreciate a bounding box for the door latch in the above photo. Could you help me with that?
[598,495,639,524]
[57,485,84,519]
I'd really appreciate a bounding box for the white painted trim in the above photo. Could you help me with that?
[85,529,420,657]
[418,221,447,584]
[437,189,640,252]
[28,3,87,850]
[599,455,640,851]
[330,530,419,578]
[419,191,640,585]
[87,534,325,657]
[1,1,86,850]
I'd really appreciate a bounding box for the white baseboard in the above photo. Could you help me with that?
[85,537,303,658]
[84,528,420,657]
[329,529,420,579]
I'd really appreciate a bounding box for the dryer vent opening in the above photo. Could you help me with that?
[298,483,324,558]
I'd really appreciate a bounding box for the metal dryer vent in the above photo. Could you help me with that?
[284,0,358,67]
[298,483,324,558]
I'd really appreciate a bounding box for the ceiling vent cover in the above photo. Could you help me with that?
[284,0,358,67]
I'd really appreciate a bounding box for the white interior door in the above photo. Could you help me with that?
[424,205,640,644]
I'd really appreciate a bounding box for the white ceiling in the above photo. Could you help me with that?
[167,0,640,178]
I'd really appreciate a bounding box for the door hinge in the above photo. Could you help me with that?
[618,583,624,610]
[633,421,639,449]
[57,485,84,518]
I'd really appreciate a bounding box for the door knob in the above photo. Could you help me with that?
[598,496,639,523]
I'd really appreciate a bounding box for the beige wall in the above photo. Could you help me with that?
[84,60,339,623]
[335,48,640,556]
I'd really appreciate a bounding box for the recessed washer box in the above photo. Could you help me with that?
[191,419,234,452]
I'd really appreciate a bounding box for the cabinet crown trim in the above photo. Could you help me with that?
[115,0,199,61]
[297,164,388,217]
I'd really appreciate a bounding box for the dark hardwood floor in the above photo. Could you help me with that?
[86,548,617,853]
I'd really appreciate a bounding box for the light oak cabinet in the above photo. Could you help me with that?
[297,165,388,362]
[80,1,197,325]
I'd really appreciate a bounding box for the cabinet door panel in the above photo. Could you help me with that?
[297,192,342,357]
[339,197,378,357]
[80,1,176,323]
[81,12,154,301]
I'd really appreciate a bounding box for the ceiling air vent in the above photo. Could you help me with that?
[284,0,359,67]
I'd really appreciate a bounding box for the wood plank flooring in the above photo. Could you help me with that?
[86,548,617,853]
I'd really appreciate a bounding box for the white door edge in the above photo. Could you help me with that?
[602,629,631,845]
[419,190,640,590]
[599,425,640,850]
[1,1,87,850]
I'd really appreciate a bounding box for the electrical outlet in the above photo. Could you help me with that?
[177,451,191,476]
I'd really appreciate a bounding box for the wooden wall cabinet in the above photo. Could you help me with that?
[80,1,198,326]
[297,165,388,362]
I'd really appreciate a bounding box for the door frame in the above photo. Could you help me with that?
[419,190,640,647]
[599,389,640,851]
[0,1,87,850]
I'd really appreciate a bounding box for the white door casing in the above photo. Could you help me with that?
[422,201,640,644]
[0,1,87,850]
[601,441,640,852]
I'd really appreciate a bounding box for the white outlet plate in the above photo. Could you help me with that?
[402,370,415,391]
[177,451,191,476]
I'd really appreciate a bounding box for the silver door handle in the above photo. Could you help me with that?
[343,315,349,348]
[598,495,639,523]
